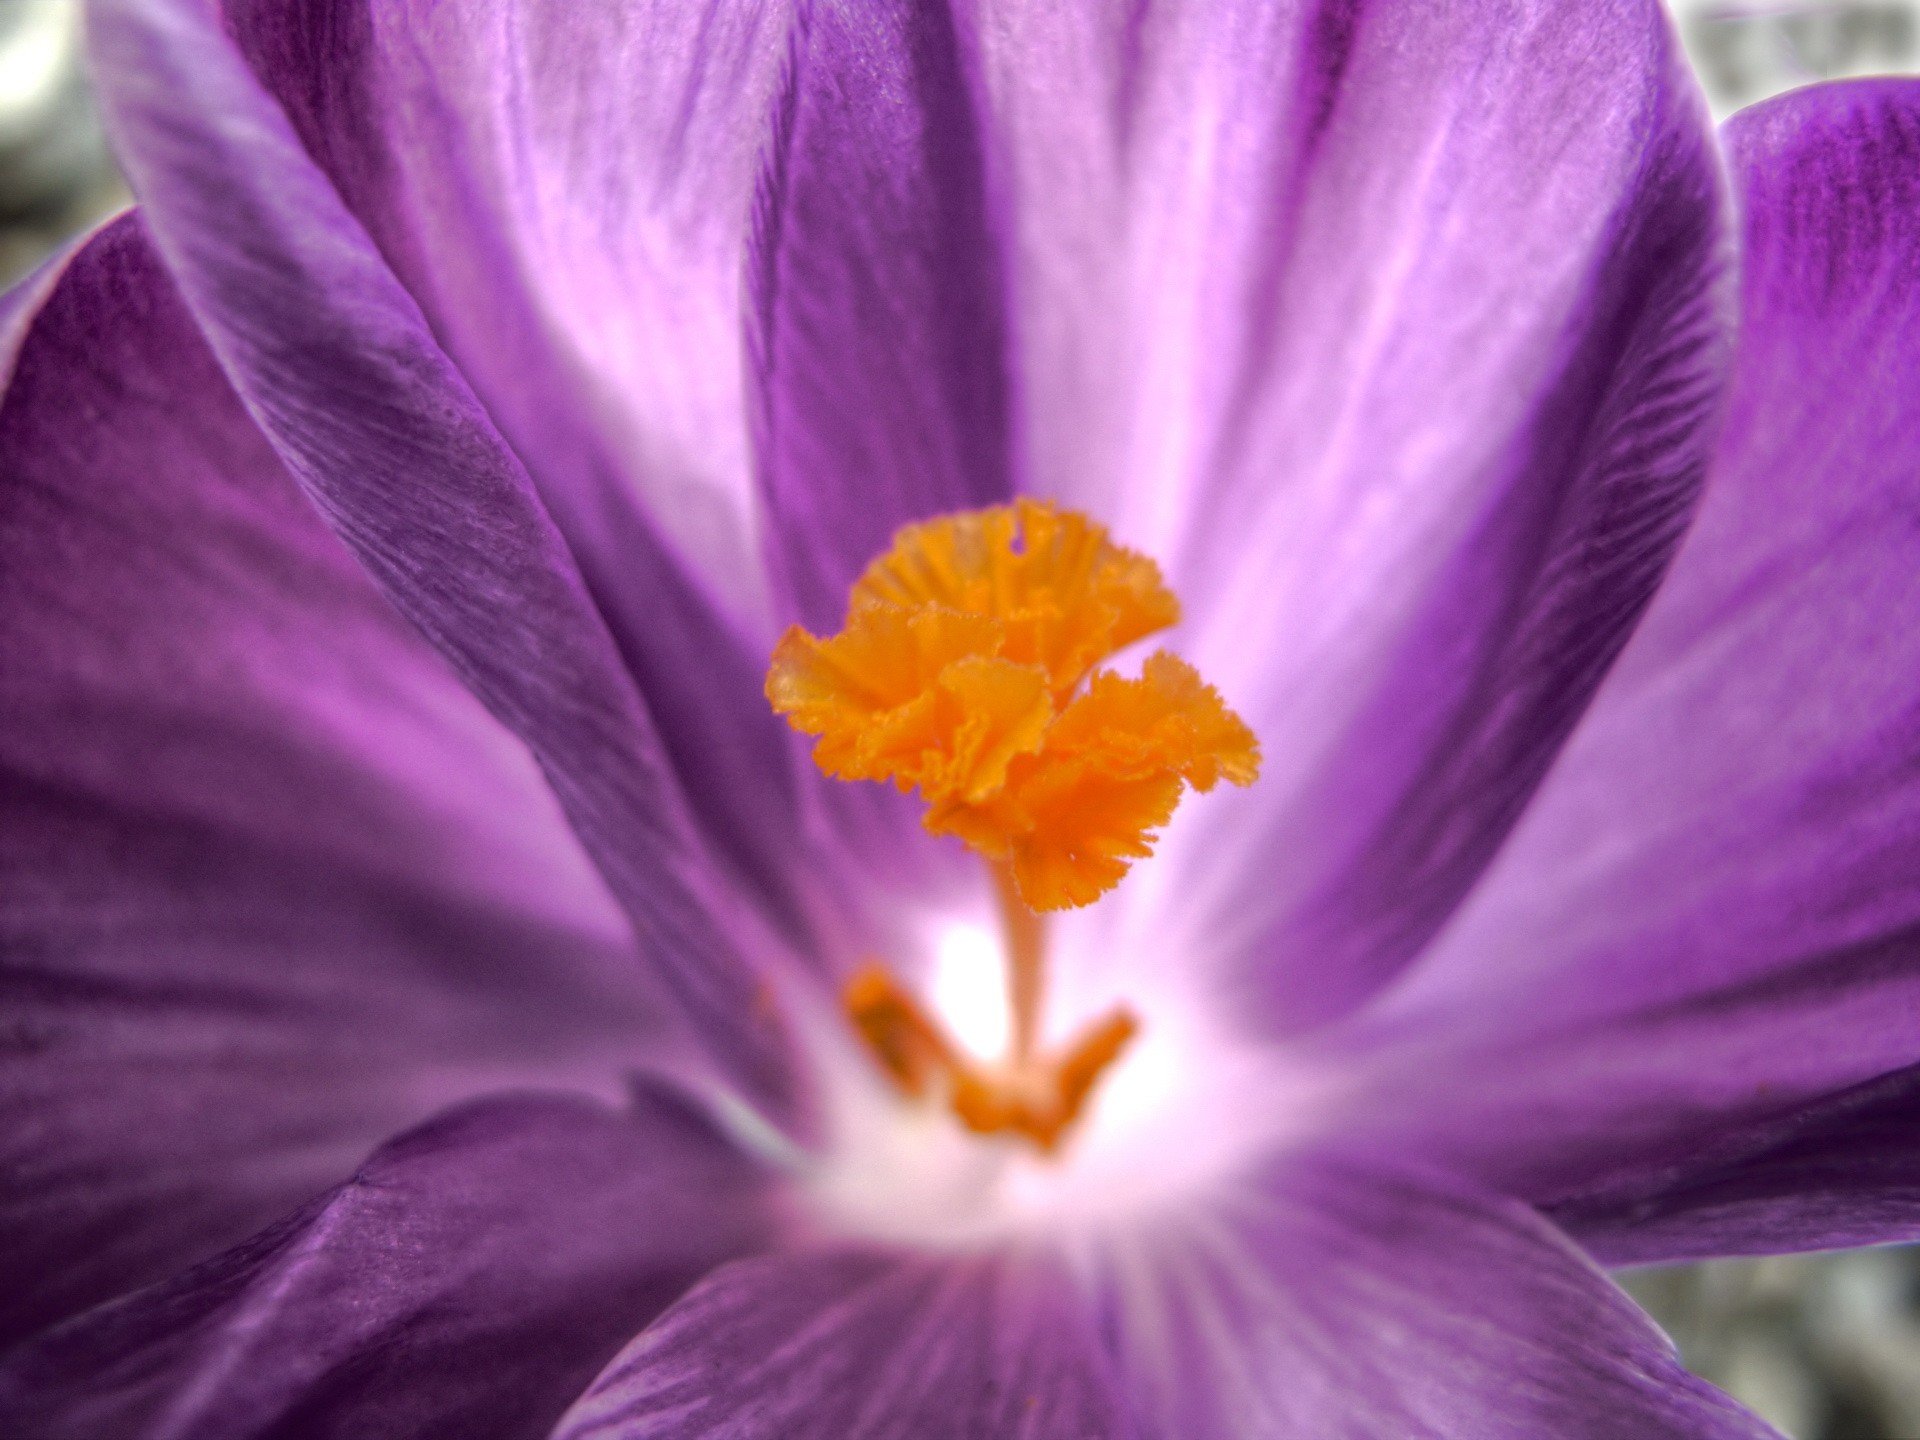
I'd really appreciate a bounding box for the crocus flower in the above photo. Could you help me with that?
[3,0,1918,1433]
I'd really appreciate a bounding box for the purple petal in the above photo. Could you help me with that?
[1334,80,1920,1256]
[976,1,1732,1034]
[1099,1153,1774,1438]
[0,216,656,1344]
[0,1088,778,1440]
[751,0,1016,632]
[218,1,821,931]
[553,1247,1139,1439]
[1552,1058,1920,1266]
[224,0,787,621]
[88,0,802,1112]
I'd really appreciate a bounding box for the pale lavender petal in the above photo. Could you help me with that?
[219,1,819,929]
[981,1,1732,1035]
[553,1247,1139,1439]
[1099,1153,1774,1439]
[0,216,655,1344]
[87,0,801,1111]
[0,1088,778,1440]
[1333,81,1920,1255]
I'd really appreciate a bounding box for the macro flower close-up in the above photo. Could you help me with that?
[4,0,1920,1435]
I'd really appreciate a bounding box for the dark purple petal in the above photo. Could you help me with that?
[1552,1059,1920,1266]
[0,216,656,1344]
[0,1088,778,1440]
[553,1247,1139,1440]
[751,0,1016,631]
[217,1,822,933]
[87,0,802,1112]
[742,0,1025,898]
[1099,1154,1775,1439]
[0,226,88,369]
[974,1,1732,1035]
[1333,80,1920,1255]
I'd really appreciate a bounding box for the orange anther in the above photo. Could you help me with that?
[843,964,962,1096]
[1052,1009,1140,1126]
[841,962,1137,1152]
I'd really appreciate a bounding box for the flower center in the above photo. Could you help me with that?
[767,500,1259,1150]
[841,863,1138,1151]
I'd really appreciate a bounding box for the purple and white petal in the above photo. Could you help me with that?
[553,1246,1138,1439]
[87,0,802,1113]
[216,0,823,931]
[998,0,1733,1036]
[0,1089,777,1440]
[0,216,653,1344]
[1336,80,1920,1259]
[222,0,789,624]
[1098,1153,1775,1439]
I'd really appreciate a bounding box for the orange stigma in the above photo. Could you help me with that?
[767,501,1259,1149]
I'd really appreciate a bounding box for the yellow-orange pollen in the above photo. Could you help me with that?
[767,500,1259,1149]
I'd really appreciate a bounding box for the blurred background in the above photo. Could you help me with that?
[0,1,120,287]
[1,0,1917,1434]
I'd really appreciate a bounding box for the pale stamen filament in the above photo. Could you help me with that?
[993,860,1047,1067]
